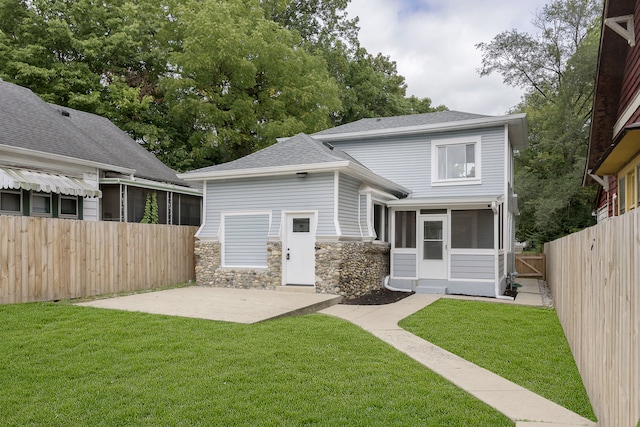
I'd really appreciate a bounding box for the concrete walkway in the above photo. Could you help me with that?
[320,282,595,427]
[77,286,342,324]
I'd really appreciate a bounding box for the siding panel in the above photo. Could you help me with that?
[224,214,269,267]
[393,253,416,277]
[338,174,362,236]
[201,173,335,238]
[331,127,506,198]
[450,253,495,280]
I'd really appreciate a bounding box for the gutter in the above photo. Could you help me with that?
[0,143,136,175]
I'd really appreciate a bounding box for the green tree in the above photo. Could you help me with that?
[0,0,172,146]
[477,0,601,246]
[162,0,341,167]
[262,0,445,125]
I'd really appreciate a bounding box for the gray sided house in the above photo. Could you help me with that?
[0,80,201,224]
[179,111,527,298]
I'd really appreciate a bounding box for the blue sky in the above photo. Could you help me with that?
[347,0,551,115]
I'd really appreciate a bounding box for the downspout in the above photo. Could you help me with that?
[383,275,413,293]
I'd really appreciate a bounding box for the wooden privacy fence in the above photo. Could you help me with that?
[0,216,198,304]
[515,253,546,279]
[545,209,639,427]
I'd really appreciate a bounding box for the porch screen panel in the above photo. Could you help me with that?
[224,214,269,267]
[451,209,494,249]
[394,211,416,248]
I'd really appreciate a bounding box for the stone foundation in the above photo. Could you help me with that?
[315,241,390,298]
[195,239,389,298]
[194,240,281,290]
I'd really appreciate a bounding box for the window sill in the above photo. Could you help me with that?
[432,179,482,187]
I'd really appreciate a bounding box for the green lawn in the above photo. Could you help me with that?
[0,303,512,426]
[399,299,596,421]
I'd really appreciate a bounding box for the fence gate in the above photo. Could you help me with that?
[515,254,546,280]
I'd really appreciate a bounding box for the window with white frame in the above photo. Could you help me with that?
[31,192,52,216]
[0,190,22,214]
[432,137,481,185]
[373,203,388,241]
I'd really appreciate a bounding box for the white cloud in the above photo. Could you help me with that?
[346,0,550,115]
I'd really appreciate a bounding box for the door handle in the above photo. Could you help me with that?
[286,253,290,260]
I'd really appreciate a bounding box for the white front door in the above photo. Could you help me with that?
[285,213,316,285]
[419,215,448,279]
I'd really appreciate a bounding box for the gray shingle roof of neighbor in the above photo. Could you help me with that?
[56,105,184,185]
[0,80,186,186]
[189,133,367,173]
[313,110,490,136]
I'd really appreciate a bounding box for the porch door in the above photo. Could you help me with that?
[419,215,448,279]
[284,213,316,285]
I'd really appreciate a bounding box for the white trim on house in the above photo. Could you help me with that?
[195,180,207,239]
[613,89,640,136]
[358,183,398,201]
[314,113,528,150]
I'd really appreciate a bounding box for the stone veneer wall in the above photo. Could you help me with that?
[315,241,390,298]
[195,239,389,298]
[194,240,281,290]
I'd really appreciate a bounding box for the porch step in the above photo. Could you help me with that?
[275,285,316,294]
[415,278,448,295]
[415,285,448,295]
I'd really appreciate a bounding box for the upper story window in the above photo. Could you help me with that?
[432,136,481,186]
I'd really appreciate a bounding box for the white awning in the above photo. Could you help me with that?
[0,167,102,198]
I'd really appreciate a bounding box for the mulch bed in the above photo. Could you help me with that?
[342,288,415,305]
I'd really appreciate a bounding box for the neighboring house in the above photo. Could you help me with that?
[585,0,640,221]
[179,111,527,298]
[0,80,201,225]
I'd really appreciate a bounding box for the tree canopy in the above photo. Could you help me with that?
[0,0,446,171]
[477,0,601,246]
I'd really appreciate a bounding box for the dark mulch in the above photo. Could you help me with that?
[342,288,415,305]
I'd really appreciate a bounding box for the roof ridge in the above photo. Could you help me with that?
[296,133,348,163]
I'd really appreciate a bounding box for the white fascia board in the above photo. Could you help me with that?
[177,161,350,181]
[314,114,528,147]
[388,195,504,208]
[0,143,136,175]
[100,177,202,195]
[358,183,398,201]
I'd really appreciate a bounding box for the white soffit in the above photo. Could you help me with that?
[0,167,102,198]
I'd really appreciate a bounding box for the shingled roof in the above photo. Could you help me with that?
[189,133,365,174]
[313,111,489,136]
[0,80,185,186]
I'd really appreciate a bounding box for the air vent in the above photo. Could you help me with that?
[60,109,70,117]
[323,141,334,150]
